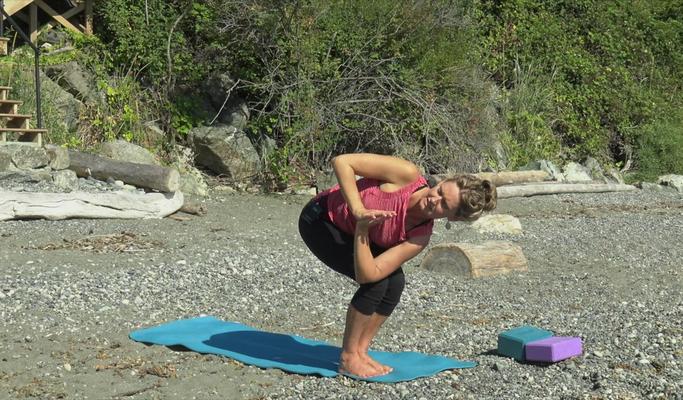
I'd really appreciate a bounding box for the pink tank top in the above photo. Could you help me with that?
[321,176,434,248]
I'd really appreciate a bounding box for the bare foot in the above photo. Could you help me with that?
[361,353,392,375]
[339,352,384,378]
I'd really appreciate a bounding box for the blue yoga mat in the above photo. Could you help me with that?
[129,316,476,383]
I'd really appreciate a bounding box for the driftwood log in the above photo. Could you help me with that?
[0,190,183,221]
[420,241,528,278]
[497,182,637,199]
[68,150,180,193]
[433,170,549,186]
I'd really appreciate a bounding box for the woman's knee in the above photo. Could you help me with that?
[376,270,405,316]
[350,279,390,315]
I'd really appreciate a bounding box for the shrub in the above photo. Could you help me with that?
[475,0,683,169]
[633,109,683,181]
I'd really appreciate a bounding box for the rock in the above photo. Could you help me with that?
[492,361,508,371]
[39,29,71,46]
[38,71,83,133]
[583,157,605,181]
[316,170,338,192]
[0,143,49,169]
[540,160,563,181]
[189,125,259,181]
[637,182,666,192]
[44,144,70,170]
[471,214,522,235]
[562,162,593,182]
[201,73,250,130]
[606,167,625,184]
[143,122,166,146]
[100,140,159,165]
[292,186,317,196]
[248,130,276,161]
[522,160,563,181]
[170,145,208,197]
[51,169,79,191]
[43,61,102,105]
[657,174,683,192]
[0,170,52,187]
[179,168,209,197]
[0,151,10,172]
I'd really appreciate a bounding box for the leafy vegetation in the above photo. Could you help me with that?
[475,0,683,174]
[4,0,682,185]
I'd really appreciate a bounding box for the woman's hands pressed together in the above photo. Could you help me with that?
[353,208,396,229]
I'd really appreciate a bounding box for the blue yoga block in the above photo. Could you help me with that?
[497,325,553,361]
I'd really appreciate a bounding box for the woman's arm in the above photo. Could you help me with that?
[354,224,430,284]
[332,153,420,220]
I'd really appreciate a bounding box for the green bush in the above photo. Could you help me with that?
[633,109,683,181]
[475,0,683,169]
[201,0,498,184]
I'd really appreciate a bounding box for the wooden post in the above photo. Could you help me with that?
[29,3,38,44]
[420,241,528,278]
[85,0,93,35]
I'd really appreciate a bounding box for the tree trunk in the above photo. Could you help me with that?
[420,241,528,278]
[68,150,180,192]
[497,183,637,199]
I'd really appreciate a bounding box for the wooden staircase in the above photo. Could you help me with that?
[0,1,48,146]
[0,85,46,146]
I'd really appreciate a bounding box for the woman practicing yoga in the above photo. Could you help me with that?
[298,153,497,378]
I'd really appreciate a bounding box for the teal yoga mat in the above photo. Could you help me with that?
[129,316,476,382]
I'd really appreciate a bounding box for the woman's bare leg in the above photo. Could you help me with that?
[358,313,393,374]
[338,305,389,377]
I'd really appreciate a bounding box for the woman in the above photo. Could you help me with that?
[298,153,497,378]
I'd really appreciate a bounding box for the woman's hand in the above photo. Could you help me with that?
[354,208,396,229]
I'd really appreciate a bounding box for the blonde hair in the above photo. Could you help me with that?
[446,174,497,220]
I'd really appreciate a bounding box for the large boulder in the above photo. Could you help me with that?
[522,160,563,181]
[562,162,593,182]
[658,175,683,192]
[189,125,259,181]
[100,140,159,165]
[171,145,209,197]
[51,169,79,191]
[39,71,83,133]
[43,61,102,105]
[201,73,250,130]
[0,144,49,170]
[44,144,70,170]
[471,214,523,235]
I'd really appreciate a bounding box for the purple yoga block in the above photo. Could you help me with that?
[525,337,583,362]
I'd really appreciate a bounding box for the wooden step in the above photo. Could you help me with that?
[0,127,47,146]
[0,113,31,129]
[0,87,11,100]
[0,99,22,114]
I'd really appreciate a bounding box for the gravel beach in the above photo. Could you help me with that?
[0,187,681,400]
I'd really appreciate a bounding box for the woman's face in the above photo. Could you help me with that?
[420,181,461,220]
